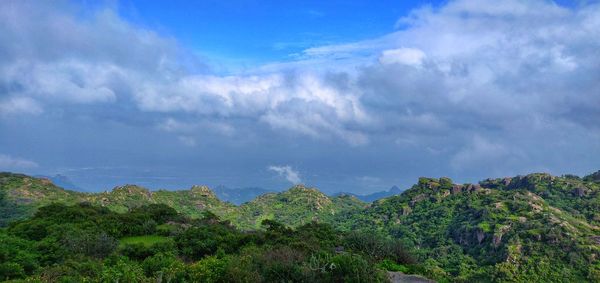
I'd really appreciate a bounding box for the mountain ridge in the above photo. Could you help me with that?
[2,170,600,281]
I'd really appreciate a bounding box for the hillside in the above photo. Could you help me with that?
[0,173,85,226]
[337,173,600,281]
[0,173,236,225]
[229,185,366,230]
[2,171,600,281]
[1,202,407,282]
[0,173,363,230]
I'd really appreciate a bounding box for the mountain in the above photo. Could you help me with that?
[2,170,600,281]
[230,185,366,230]
[336,185,403,202]
[212,185,274,205]
[0,173,364,229]
[0,172,235,223]
[336,173,600,281]
[85,184,238,219]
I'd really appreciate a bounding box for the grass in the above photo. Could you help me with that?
[119,235,172,247]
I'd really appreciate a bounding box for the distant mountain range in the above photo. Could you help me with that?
[335,185,403,202]
[29,174,400,204]
[212,185,274,205]
[214,185,403,205]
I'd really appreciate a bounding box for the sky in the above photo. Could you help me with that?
[0,0,599,194]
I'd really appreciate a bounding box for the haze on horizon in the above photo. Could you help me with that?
[0,0,599,193]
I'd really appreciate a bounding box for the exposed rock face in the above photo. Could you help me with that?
[573,186,587,197]
[190,185,216,198]
[465,184,482,192]
[493,234,503,247]
[39,178,53,186]
[402,205,412,216]
[451,184,463,194]
[410,194,427,206]
[476,229,485,244]
[493,225,512,248]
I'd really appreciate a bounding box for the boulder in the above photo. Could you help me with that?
[573,186,587,197]
[451,184,463,194]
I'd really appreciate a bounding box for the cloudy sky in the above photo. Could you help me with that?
[0,0,599,193]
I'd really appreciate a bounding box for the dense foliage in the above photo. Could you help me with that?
[337,174,600,282]
[0,174,362,229]
[0,203,415,282]
[2,171,600,282]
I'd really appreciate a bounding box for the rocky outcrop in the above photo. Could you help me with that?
[465,184,482,192]
[573,186,587,197]
[451,184,463,194]
[190,185,217,198]
[476,229,485,244]
[493,225,512,248]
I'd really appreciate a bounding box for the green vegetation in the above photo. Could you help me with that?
[120,235,173,247]
[336,174,600,282]
[1,171,600,282]
[0,203,409,282]
[230,185,366,230]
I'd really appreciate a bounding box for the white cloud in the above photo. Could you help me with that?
[1,0,600,180]
[0,97,43,116]
[0,154,38,170]
[379,48,426,66]
[268,165,302,184]
[138,72,370,144]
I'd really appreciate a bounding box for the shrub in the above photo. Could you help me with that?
[378,259,409,273]
[189,255,229,283]
[101,256,146,283]
[62,230,118,258]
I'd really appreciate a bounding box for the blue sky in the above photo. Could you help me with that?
[117,0,441,67]
[0,0,599,194]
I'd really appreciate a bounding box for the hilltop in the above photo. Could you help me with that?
[0,173,363,229]
[230,185,366,230]
[1,171,600,281]
[337,173,600,281]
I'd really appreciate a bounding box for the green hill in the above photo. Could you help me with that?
[229,185,366,230]
[337,173,600,281]
[2,171,600,281]
[0,173,236,225]
[0,173,363,230]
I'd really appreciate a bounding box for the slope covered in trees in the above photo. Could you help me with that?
[1,171,600,282]
[0,174,364,230]
[0,203,416,282]
[337,174,600,281]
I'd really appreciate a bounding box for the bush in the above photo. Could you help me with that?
[343,232,414,264]
[189,255,230,283]
[175,224,241,260]
[0,233,39,279]
[142,253,187,282]
[62,230,118,258]
[119,240,175,261]
[378,259,409,273]
[101,256,146,283]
